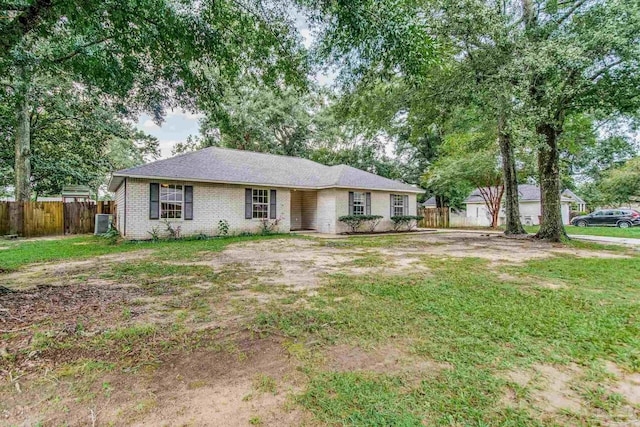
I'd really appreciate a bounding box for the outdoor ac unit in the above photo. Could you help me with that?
[94,214,113,235]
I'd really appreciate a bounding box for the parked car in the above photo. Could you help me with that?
[571,209,640,228]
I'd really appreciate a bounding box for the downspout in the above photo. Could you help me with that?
[124,177,127,237]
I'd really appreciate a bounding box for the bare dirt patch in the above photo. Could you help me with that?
[604,361,640,406]
[1,250,154,289]
[325,343,452,377]
[400,233,628,264]
[177,238,433,291]
[502,363,585,415]
[104,336,308,426]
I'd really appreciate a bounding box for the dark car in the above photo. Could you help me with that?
[571,209,640,228]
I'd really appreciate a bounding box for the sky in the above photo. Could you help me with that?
[136,16,336,159]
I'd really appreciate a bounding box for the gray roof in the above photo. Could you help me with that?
[108,146,422,193]
[465,184,572,203]
[561,189,585,204]
[421,196,437,207]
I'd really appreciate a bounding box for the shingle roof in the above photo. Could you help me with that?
[561,189,585,204]
[421,196,437,207]
[465,184,572,203]
[108,146,422,193]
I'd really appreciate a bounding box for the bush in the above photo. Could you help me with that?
[390,215,424,231]
[100,225,120,245]
[338,215,384,233]
[218,219,230,236]
[258,216,283,235]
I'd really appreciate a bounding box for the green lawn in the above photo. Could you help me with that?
[523,225,640,238]
[1,233,639,425]
[0,234,288,272]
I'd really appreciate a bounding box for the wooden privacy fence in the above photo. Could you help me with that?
[0,201,115,238]
[418,207,450,228]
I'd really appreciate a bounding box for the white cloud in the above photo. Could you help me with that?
[142,119,159,130]
[156,139,183,159]
[166,109,204,121]
[300,28,313,48]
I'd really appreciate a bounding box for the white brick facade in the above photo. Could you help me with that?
[115,178,418,239]
[116,178,291,240]
[333,190,418,233]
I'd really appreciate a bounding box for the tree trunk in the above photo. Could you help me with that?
[498,116,525,235]
[14,89,31,201]
[535,123,566,242]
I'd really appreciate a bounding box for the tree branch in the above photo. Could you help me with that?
[587,59,623,82]
[555,0,586,27]
[51,37,111,64]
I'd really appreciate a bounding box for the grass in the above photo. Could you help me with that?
[253,252,640,425]
[0,233,288,272]
[523,225,640,238]
[2,233,638,425]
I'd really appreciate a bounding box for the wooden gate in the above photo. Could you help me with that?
[64,202,97,234]
[418,207,450,228]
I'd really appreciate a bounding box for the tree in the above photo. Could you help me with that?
[426,151,503,227]
[304,0,640,241]
[598,157,640,206]
[197,82,321,157]
[1,0,306,200]
[424,114,504,228]
[513,0,640,240]
[0,77,158,197]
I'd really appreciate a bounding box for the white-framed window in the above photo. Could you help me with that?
[353,192,366,216]
[252,189,269,219]
[392,194,405,216]
[160,184,183,219]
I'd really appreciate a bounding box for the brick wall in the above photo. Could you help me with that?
[121,178,291,240]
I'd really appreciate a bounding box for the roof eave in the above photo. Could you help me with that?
[110,173,424,193]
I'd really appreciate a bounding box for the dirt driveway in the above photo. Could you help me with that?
[1,232,636,426]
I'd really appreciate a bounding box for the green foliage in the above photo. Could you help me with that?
[338,215,384,233]
[2,0,307,199]
[217,219,230,236]
[598,158,640,206]
[0,77,159,196]
[390,215,424,231]
[100,226,121,245]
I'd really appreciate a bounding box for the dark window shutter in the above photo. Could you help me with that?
[184,186,193,220]
[245,188,252,219]
[390,194,394,217]
[149,183,159,219]
[348,191,354,215]
[366,192,371,215]
[403,195,409,215]
[270,189,277,219]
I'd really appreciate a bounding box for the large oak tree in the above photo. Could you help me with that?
[1,0,306,200]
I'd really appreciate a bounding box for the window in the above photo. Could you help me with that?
[353,192,365,216]
[252,189,269,219]
[160,184,183,219]
[392,194,405,216]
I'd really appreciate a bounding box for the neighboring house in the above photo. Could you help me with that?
[1,185,93,203]
[421,196,437,209]
[464,184,572,226]
[61,185,92,203]
[108,147,422,239]
[561,189,587,212]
